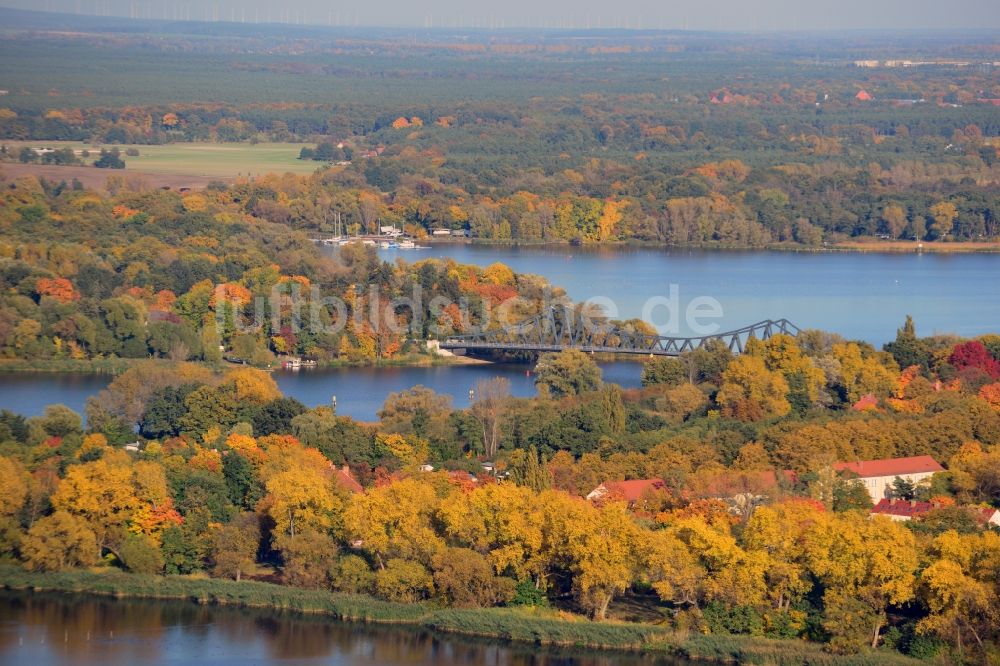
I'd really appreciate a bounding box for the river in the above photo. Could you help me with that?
[0,591,687,666]
[372,244,1000,342]
[0,361,643,421]
[1,245,998,419]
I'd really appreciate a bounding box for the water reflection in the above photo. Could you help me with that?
[0,361,643,421]
[0,592,686,665]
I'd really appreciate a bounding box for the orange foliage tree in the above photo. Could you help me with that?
[36,277,79,303]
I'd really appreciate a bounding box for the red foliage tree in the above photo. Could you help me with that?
[949,340,1000,379]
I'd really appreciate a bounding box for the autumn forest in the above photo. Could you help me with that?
[1,9,1000,666]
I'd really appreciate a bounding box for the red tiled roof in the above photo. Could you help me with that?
[872,499,1000,525]
[834,455,943,479]
[333,465,363,494]
[871,498,933,518]
[852,394,879,411]
[696,470,797,497]
[594,478,665,502]
[975,507,1000,524]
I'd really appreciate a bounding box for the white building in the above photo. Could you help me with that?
[834,455,944,503]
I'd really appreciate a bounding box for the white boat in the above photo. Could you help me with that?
[397,239,416,249]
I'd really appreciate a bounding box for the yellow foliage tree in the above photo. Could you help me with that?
[21,510,99,571]
[917,531,998,654]
[716,354,791,421]
[667,517,769,608]
[929,201,958,238]
[0,456,28,518]
[344,478,445,569]
[224,367,281,404]
[760,333,825,404]
[439,482,544,582]
[51,450,140,555]
[803,512,917,650]
[564,501,643,619]
[375,432,429,468]
[260,466,344,539]
[742,500,824,610]
[480,262,515,286]
[597,199,623,241]
[833,342,898,403]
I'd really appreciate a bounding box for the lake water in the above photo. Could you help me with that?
[373,244,1000,343]
[0,591,687,666]
[1,246,998,419]
[0,361,643,421]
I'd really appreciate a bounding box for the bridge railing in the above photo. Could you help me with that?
[439,306,799,357]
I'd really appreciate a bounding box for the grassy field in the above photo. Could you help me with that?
[2,140,322,180]
[121,142,322,178]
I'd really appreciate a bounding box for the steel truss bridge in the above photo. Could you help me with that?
[439,306,800,357]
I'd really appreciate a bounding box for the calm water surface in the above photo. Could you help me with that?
[374,245,1000,342]
[0,591,687,666]
[2,247,998,419]
[0,361,642,421]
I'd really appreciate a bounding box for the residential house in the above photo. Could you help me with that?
[872,498,1000,527]
[981,508,1000,527]
[333,465,363,494]
[586,478,665,506]
[693,469,798,500]
[871,498,936,521]
[834,455,944,503]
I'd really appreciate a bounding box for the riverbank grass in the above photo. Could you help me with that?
[0,567,920,665]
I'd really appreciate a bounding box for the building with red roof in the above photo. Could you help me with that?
[871,498,1000,527]
[835,455,944,502]
[979,507,1000,527]
[871,498,935,521]
[694,469,798,499]
[333,465,363,494]
[586,478,665,505]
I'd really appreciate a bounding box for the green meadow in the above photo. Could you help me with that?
[3,140,321,179]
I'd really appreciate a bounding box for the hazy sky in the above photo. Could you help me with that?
[6,0,1000,30]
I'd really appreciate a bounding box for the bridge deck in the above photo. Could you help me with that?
[440,342,695,356]
[438,308,799,357]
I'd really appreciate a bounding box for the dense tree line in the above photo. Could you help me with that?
[3,33,1000,246]
[0,177,566,364]
[1,322,999,661]
[2,26,1000,662]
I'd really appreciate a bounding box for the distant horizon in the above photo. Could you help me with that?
[3,0,1000,32]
